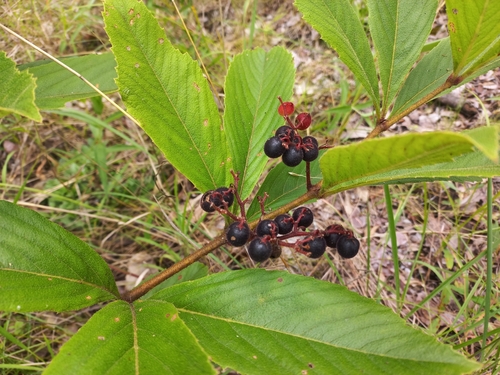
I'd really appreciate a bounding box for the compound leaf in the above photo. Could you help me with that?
[224,47,294,200]
[152,269,480,375]
[0,51,41,121]
[104,0,229,192]
[368,0,437,113]
[44,300,215,375]
[0,200,118,312]
[19,53,118,109]
[296,0,380,116]
[446,0,500,76]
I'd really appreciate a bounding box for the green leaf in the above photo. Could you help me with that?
[19,53,118,109]
[153,270,480,375]
[368,0,437,113]
[320,131,479,195]
[0,200,119,312]
[246,155,323,221]
[295,0,380,116]
[391,38,453,118]
[446,0,500,76]
[103,0,229,192]
[0,52,41,121]
[44,300,215,375]
[370,149,500,185]
[224,47,295,200]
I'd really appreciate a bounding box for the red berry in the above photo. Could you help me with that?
[295,113,312,130]
[278,102,294,116]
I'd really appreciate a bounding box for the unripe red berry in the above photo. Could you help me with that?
[295,112,312,130]
[278,102,294,116]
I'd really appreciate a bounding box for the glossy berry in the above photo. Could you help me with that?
[302,137,319,162]
[200,190,215,212]
[226,221,250,247]
[256,219,278,237]
[301,236,327,259]
[278,101,294,116]
[274,214,293,234]
[303,135,318,147]
[336,235,360,259]
[323,224,345,248]
[292,207,314,228]
[295,112,312,130]
[248,237,273,262]
[282,144,304,167]
[212,187,234,208]
[264,136,286,158]
[275,126,295,141]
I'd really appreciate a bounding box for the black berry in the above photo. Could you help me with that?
[324,224,345,248]
[274,214,293,234]
[302,137,319,162]
[336,235,360,259]
[264,136,286,158]
[226,221,250,247]
[302,135,318,146]
[301,236,327,259]
[275,126,295,140]
[212,187,234,208]
[200,190,215,212]
[282,143,303,167]
[248,237,272,262]
[292,207,314,228]
[256,219,278,237]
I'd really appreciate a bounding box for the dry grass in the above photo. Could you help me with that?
[1,0,499,373]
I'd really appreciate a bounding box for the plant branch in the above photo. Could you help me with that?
[366,77,456,139]
[123,181,322,302]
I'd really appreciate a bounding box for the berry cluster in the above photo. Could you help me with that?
[199,97,361,265]
[264,98,319,167]
[200,179,360,263]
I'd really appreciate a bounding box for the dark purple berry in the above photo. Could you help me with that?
[301,236,327,259]
[302,135,318,146]
[248,237,272,262]
[292,207,314,228]
[275,126,295,140]
[302,137,319,162]
[256,219,278,237]
[295,112,312,130]
[324,224,346,248]
[226,221,250,247]
[282,144,303,167]
[212,187,234,208]
[336,235,360,259]
[264,136,286,158]
[274,214,293,234]
[200,190,215,212]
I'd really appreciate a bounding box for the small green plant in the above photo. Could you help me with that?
[1,0,499,374]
